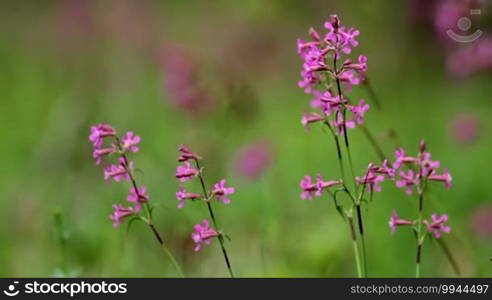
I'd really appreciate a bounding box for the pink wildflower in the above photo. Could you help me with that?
[356,172,385,192]
[191,220,219,252]
[104,157,133,183]
[89,124,116,148]
[299,175,318,200]
[388,211,413,234]
[109,204,140,227]
[396,169,420,195]
[176,161,199,182]
[428,169,453,188]
[176,186,202,209]
[127,186,149,208]
[301,112,324,132]
[212,179,235,204]
[348,99,370,124]
[315,174,342,195]
[122,131,140,153]
[423,213,451,238]
[178,145,201,162]
[92,147,114,165]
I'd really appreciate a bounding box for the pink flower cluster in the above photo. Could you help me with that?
[89,124,148,227]
[175,146,235,251]
[393,141,452,195]
[389,211,451,238]
[191,220,219,252]
[297,15,369,134]
[356,160,395,192]
[351,141,452,195]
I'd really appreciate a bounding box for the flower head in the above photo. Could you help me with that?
[109,204,140,227]
[127,186,149,208]
[178,145,201,162]
[315,174,342,195]
[212,179,235,204]
[176,186,202,209]
[428,169,452,189]
[89,124,116,148]
[356,172,385,192]
[191,219,218,252]
[301,112,324,132]
[348,99,370,124]
[330,112,355,135]
[176,161,199,182]
[395,169,419,195]
[122,131,141,153]
[423,213,451,238]
[393,148,417,169]
[92,147,114,165]
[388,211,413,234]
[104,157,133,183]
[299,175,318,200]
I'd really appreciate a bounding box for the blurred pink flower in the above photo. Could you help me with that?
[450,114,481,145]
[191,220,218,252]
[447,37,492,79]
[471,205,492,238]
[212,179,235,204]
[175,161,199,183]
[159,44,212,116]
[424,213,451,238]
[234,142,273,179]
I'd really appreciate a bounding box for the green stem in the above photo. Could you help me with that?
[416,191,424,278]
[195,160,235,278]
[148,223,185,277]
[115,136,184,277]
[348,216,363,278]
[356,205,368,277]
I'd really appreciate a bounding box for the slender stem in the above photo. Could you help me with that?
[148,223,185,277]
[416,191,424,278]
[348,216,362,278]
[114,136,184,277]
[356,205,367,277]
[195,160,234,278]
[325,122,346,183]
[416,243,422,278]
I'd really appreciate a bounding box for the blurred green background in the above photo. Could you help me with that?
[0,0,491,277]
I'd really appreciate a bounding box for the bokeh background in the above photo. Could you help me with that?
[1,0,491,277]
